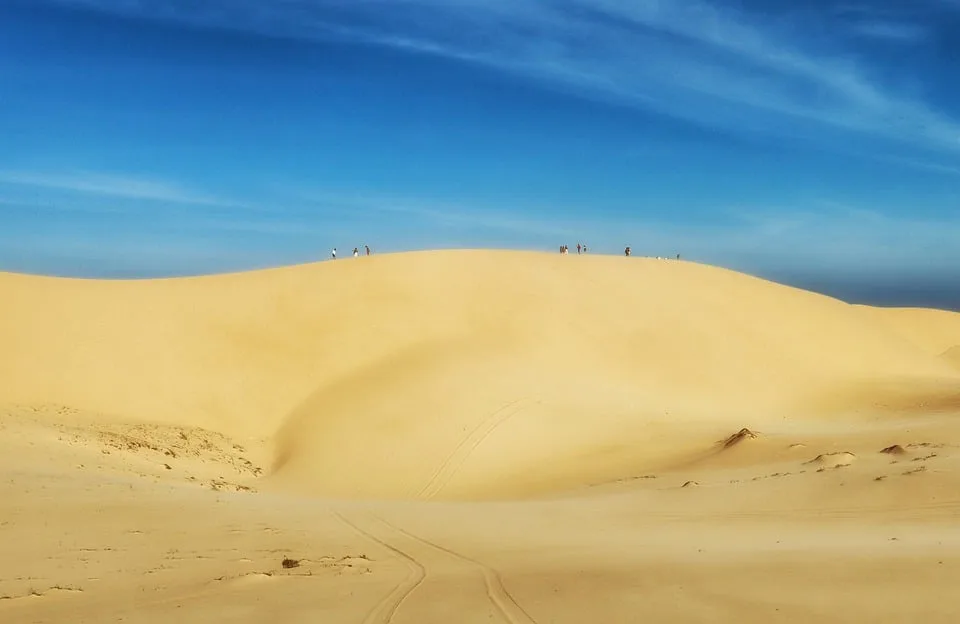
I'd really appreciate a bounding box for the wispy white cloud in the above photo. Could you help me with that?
[297,189,580,238]
[0,170,244,207]
[38,0,960,166]
[848,20,929,42]
[0,172,326,237]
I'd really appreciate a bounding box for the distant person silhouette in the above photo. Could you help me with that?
[353,247,359,258]
[365,245,371,256]
[577,243,582,254]
[332,248,337,260]
[624,246,631,257]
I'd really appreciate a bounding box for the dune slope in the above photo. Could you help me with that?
[2,250,958,499]
[859,306,960,352]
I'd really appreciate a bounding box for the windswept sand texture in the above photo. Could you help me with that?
[2,250,960,622]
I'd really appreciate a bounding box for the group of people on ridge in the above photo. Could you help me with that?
[560,245,678,259]
[559,243,589,255]
[328,244,678,260]
[331,245,371,259]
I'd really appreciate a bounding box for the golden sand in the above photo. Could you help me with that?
[2,250,959,622]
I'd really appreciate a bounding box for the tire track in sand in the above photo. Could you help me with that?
[370,514,538,624]
[417,398,536,499]
[333,512,426,624]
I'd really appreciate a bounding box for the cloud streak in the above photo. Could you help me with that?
[0,170,244,207]
[37,0,960,167]
[848,19,929,42]
[296,189,581,238]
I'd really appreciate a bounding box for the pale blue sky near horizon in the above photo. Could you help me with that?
[1,0,959,308]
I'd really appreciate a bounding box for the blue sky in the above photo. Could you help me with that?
[1,0,959,308]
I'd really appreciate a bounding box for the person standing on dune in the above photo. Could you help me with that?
[331,248,337,260]
[353,247,359,258]
[365,245,370,256]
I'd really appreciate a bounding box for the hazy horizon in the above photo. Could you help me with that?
[1,246,956,312]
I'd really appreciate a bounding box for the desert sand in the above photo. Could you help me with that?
[2,249,960,623]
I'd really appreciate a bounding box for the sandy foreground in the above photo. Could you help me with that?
[2,250,960,623]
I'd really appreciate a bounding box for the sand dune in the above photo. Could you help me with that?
[3,251,958,499]
[3,250,960,622]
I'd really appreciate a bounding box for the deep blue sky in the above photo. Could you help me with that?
[1,0,959,308]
